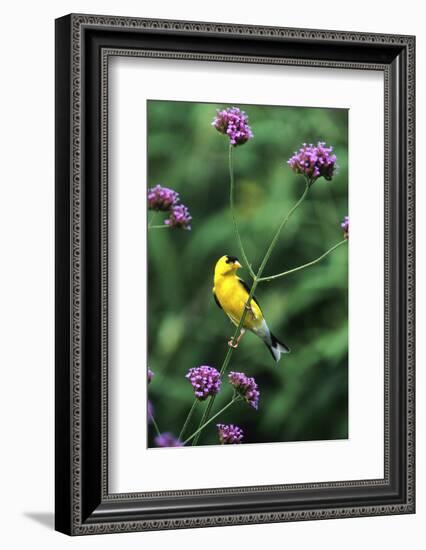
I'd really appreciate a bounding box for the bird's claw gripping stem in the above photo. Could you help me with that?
[228,338,239,349]
[228,328,245,348]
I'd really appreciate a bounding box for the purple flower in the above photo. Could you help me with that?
[228,371,260,410]
[154,432,183,447]
[165,204,192,230]
[341,215,349,239]
[212,107,253,146]
[287,142,337,184]
[148,184,179,211]
[217,424,244,444]
[147,400,154,423]
[147,368,154,384]
[186,365,221,400]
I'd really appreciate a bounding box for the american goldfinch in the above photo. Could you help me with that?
[213,255,290,362]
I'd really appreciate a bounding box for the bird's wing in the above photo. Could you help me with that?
[237,278,263,314]
[212,288,223,310]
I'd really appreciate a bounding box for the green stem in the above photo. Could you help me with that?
[192,296,255,445]
[256,181,310,278]
[192,181,310,445]
[148,212,156,228]
[148,224,170,230]
[178,399,198,441]
[259,239,348,282]
[229,146,256,279]
[185,396,239,446]
[150,414,161,438]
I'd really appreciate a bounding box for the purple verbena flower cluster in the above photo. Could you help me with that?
[147,184,179,211]
[164,203,192,230]
[341,215,349,239]
[154,432,183,447]
[217,423,244,444]
[287,142,337,184]
[228,371,260,410]
[147,184,192,230]
[212,107,254,147]
[186,365,221,400]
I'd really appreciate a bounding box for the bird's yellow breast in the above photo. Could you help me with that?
[213,274,263,330]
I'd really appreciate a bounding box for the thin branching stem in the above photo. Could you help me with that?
[192,181,311,445]
[192,280,259,445]
[184,396,240,445]
[259,239,348,282]
[256,181,310,278]
[150,414,162,438]
[178,399,198,441]
[148,224,171,230]
[229,146,256,279]
[148,212,156,228]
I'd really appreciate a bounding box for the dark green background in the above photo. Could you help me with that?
[147,100,348,447]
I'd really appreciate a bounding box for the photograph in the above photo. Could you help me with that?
[52,9,415,538]
[146,100,349,448]
[0,0,419,544]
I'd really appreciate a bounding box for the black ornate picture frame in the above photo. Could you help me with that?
[55,14,415,535]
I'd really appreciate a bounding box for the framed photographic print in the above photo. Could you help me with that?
[55,14,415,535]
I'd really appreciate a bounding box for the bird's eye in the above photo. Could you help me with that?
[226,255,239,264]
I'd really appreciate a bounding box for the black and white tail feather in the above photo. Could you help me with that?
[267,332,290,362]
[252,319,290,363]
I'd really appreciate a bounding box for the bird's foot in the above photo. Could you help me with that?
[228,338,239,349]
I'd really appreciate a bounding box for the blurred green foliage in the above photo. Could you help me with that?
[147,101,348,447]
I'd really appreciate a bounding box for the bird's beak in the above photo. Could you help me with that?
[235,261,242,269]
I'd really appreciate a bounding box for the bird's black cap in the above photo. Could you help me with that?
[226,255,240,264]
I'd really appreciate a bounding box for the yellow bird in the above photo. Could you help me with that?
[213,255,290,362]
